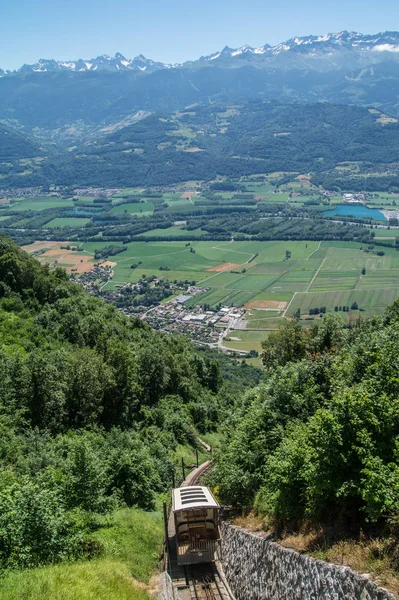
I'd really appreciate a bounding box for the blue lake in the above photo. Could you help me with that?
[323,204,387,221]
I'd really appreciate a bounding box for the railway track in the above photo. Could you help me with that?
[185,564,234,600]
[186,460,214,486]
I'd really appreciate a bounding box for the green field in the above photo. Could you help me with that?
[224,329,269,353]
[83,240,399,316]
[78,238,399,355]
[9,197,74,211]
[110,202,154,216]
[46,217,91,227]
[137,226,204,237]
[85,240,259,288]
[367,192,399,208]
[374,229,397,239]
[288,288,399,318]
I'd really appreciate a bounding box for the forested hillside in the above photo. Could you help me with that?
[0,123,43,159]
[0,235,262,574]
[215,311,399,531]
[62,102,398,188]
[3,100,399,189]
[43,102,399,188]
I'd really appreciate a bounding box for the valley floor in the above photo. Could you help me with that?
[45,239,399,359]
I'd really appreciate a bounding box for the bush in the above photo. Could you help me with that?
[0,473,84,570]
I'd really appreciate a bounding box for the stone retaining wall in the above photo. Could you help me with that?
[221,522,396,600]
[158,572,178,600]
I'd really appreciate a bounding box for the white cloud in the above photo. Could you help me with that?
[373,44,399,53]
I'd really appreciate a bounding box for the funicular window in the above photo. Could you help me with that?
[177,509,207,534]
[183,508,207,522]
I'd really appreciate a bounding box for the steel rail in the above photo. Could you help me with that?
[214,566,235,600]
[188,461,215,486]
[187,566,227,600]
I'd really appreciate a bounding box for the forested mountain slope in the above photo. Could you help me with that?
[2,100,398,188]
[0,235,262,573]
[40,101,399,188]
[0,122,43,159]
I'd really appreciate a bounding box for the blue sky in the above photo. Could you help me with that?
[1,0,398,70]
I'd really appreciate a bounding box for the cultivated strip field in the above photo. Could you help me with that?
[30,239,399,318]
[25,237,399,356]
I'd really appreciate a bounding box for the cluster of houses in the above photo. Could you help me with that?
[342,193,366,204]
[142,294,245,346]
[103,279,190,315]
[0,186,60,199]
[70,264,112,292]
[71,270,246,347]
[73,187,122,197]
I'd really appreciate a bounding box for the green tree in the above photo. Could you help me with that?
[65,438,107,513]
[311,313,345,353]
[65,350,113,427]
[261,320,308,369]
[136,345,171,406]
[0,472,83,570]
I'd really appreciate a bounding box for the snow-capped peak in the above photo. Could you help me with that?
[231,44,253,56]
[4,31,399,77]
[199,31,399,62]
[12,53,170,75]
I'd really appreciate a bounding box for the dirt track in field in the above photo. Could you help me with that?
[23,242,97,274]
[245,300,288,310]
[207,262,241,272]
[23,240,62,252]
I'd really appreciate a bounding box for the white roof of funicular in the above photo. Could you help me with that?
[172,486,220,512]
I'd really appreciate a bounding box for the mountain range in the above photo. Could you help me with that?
[2,31,399,76]
[1,30,399,140]
[2,30,399,190]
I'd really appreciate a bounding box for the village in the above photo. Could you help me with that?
[140,293,246,347]
[69,264,113,290]
[71,267,247,348]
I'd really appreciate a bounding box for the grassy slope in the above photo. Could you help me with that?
[0,561,151,600]
[0,509,163,600]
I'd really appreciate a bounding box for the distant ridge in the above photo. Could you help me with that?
[3,31,399,75]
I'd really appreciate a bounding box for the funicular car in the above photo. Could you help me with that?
[172,485,221,565]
